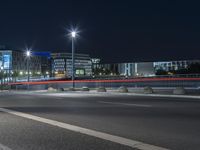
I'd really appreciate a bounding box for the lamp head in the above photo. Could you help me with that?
[71,31,76,38]
[26,50,31,57]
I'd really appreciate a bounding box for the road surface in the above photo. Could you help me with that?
[0,92,200,150]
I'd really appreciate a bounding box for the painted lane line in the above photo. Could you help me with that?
[98,101,152,107]
[0,108,169,150]
[0,143,12,150]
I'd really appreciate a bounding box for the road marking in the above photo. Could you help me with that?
[0,108,169,150]
[98,101,152,107]
[0,143,12,150]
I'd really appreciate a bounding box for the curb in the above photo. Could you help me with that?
[3,90,200,100]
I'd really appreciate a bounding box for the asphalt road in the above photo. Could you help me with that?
[0,92,200,150]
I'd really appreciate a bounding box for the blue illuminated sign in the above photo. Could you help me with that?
[3,54,11,69]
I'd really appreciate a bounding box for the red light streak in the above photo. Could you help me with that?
[8,77,200,85]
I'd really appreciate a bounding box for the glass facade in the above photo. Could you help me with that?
[153,60,200,71]
[0,50,42,82]
[51,53,92,77]
[0,50,12,70]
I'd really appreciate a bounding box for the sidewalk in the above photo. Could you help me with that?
[4,89,200,100]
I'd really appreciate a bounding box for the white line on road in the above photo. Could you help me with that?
[0,107,169,150]
[0,143,12,150]
[98,101,152,107]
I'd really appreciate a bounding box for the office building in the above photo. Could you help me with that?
[96,62,155,77]
[51,52,92,77]
[0,49,41,81]
[117,62,155,77]
[96,59,200,77]
[33,52,51,77]
[153,60,200,72]
[0,49,41,73]
[91,58,101,70]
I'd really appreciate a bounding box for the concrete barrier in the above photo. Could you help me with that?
[143,86,154,94]
[58,88,64,91]
[81,86,90,91]
[68,87,75,91]
[48,87,57,92]
[97,87,107,92]
[118,86,128,93]
[173,87,186,95]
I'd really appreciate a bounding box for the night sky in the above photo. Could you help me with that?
[0,0,200,63]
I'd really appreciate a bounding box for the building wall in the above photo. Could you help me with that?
[153,60,200,72]
[12,50,41,74]
[51,52,92,77]
[33,52,51,77]
[91,58,101,70]
[0,50,12,71]
[98,60,200,77]
[137,62,154,76]
[101,62,155,77]
[118,63,135,76]
[0,50,41,75]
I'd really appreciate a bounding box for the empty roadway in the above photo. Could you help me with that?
[0,92,200,150]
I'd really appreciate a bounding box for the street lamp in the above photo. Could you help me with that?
[71,31,76,38]
[26,50,30,57]
[26,50,31,90]
[71,31,76,88]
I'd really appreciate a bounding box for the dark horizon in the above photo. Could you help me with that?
[1,0,200,63]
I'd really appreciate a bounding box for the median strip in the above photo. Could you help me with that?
[0,107,169,150]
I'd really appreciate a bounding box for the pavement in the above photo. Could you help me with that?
[0,91,200,150]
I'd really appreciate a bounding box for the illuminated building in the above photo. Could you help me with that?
[0,50,41,81]
[153,60,200,72]
[51,52,92,77]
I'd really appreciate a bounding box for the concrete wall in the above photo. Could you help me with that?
[14,79,200,90]
[137,62,155,76]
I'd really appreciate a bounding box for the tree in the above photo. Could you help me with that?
[188,63,200,74]
[155,69,168,75]
[12,71,19,82]
[0,71,3,80]
[170,68,188,74]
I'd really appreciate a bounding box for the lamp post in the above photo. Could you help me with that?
[26,50,31,90]
[71,31,76,88]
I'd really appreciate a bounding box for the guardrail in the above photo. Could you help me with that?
[7,77,200,85]
[7,76,200,90]
[90,74,200,80]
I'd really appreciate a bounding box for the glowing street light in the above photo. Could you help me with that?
[71,31,76,38]
[26,49,31,90]
[71,30,77,88]
[26,50,31,57]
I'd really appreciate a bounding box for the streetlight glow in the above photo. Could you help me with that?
[71,31,76,38]
[26,50,31,57]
